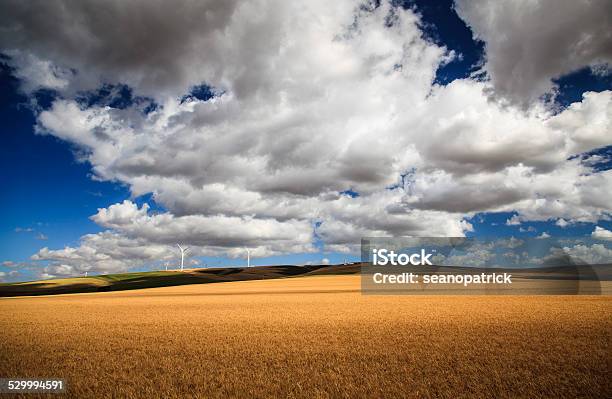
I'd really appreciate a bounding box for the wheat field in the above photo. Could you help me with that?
[0,275,610,398]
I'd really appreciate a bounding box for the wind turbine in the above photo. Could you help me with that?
[177,244,189,271]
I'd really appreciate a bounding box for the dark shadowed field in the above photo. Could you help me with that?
[0,264,360,297]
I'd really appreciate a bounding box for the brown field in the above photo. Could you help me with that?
[0,275,610,398]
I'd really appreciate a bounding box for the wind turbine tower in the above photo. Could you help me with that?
[177,244,189,271]
[246,248,251,267]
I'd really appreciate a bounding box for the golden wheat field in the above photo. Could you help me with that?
[0,275,610,398]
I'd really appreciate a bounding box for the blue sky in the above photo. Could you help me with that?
[0,0,610,281]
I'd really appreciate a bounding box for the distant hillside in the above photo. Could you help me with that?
[3,262,608,297]
[0,264,362,297]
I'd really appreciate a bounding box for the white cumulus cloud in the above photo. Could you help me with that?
[455,0,612,105]
[592,226,612,241]
[0,0,608,276]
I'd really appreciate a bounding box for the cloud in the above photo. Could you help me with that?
[91,200,315,253]
[41,264,75,279]
[32,231,175,275]
[13,226,48,241]
[455,0,612,105]
[0,0,244,97]
[1,50,70,93]
[0,1,610,276]
[442,247,495,267]
[506,215,521,226]
[554,244,612,265]
[556,218,570,228]
[0,270,22,281]
[592,226,612,241]
[321,258,330,265]
[496,237,524,249]
[537,232,551,239]
[1,261,31,269]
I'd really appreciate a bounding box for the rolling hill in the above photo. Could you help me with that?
[0,264,362,297]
